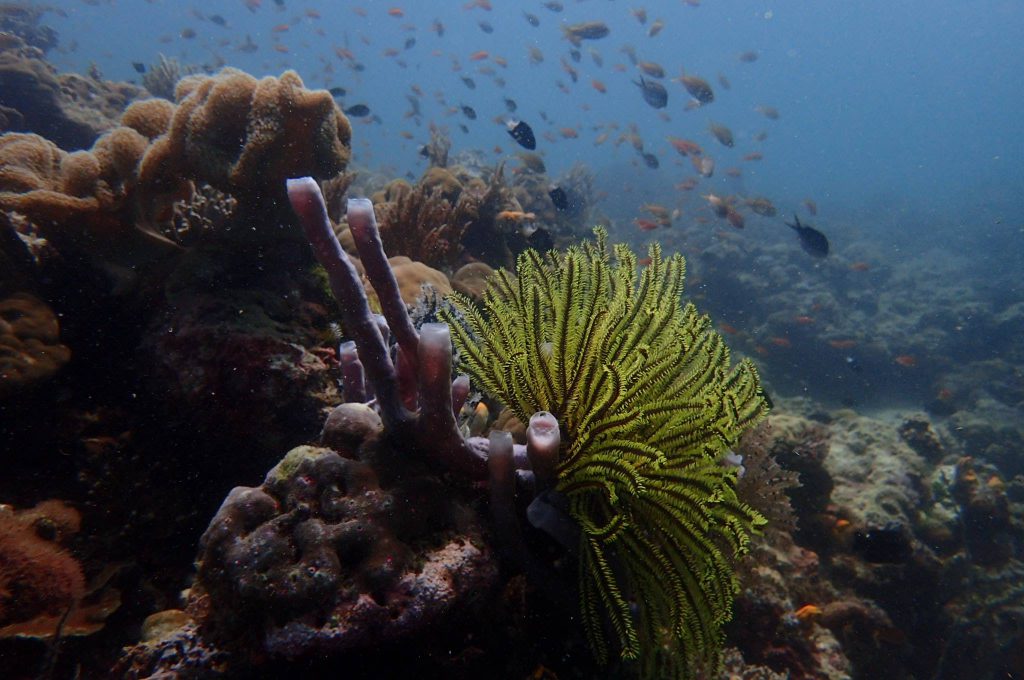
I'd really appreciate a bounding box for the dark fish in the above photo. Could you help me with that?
[634,77,667,109]
[238,35,258,53]
[524,12,540,27]
[459,123,470,134]
[548,185,569,211]
[641,152,659,169]
[569,49,581,63]
[461,76,476,89]
[461,105,477,120]
[404,37,416,50]
[478,20,494,34]
[209,14,227,27]
[344,104,371,117]
[328,86,347,97]
[273,0,284,6]
[543,1,563,11]
[562,21,610,46]
[708,122,734,147]
[506,119,536,150]
[132,61,146,74]
[679,74,714,104]
[504,97,518,112]
[786,215,829,258]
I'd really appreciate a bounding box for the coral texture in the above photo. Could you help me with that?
[0,500,85,632]
[138,68,350,205]
[0,291,70,397]
[196,444,496,658]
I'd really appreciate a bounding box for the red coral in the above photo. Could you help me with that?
[0,501,85,630]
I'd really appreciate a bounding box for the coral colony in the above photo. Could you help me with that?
[286,177,768,677]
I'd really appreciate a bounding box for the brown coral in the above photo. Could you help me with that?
[0,500,85,632]
[0,291,70,398]
[138,68,351,205]
[366,256,452,307]
[374,180,473,270]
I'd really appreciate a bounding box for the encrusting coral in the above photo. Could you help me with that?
[0,500,85,635]
[442,228,770,677]
[0,290,70,398]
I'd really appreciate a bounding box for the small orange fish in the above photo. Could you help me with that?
[936,387,953,401]
[559,127,579,139]
[633,218,660,231]
[637,257,653,266]
[272,23,290,32]
[305,9,322,19]
[719,322,739,335]
[769,336,792,348]
[849,261,871,272]
[496,210,537,222]
[591,79,607,93]
[894,355,917,368]
[794,604,822,621]
[273,44,289,53]
[828,339,857,349]
[742,152,763,161]
[387,8,405,18]
[793,315,815,325]
[833,518,851,530]
[469,50,489,61]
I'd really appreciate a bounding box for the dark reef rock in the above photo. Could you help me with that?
[0,34,143,150]
[193,442,498,665]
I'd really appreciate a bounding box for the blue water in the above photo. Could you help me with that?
[44,1,1023,246]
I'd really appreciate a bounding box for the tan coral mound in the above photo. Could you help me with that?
[0,292,71,398]
[138,68,351,200]
[365,256,452,307]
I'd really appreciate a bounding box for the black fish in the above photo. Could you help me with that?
[786,215,829,258]
[404,37,416,50]
[344,104,370,117]
[569,49,581,63]
[461,105,477,120]
[478,20,494,34]
[459,124,470,134]
[543,1,563,11]
[524,12,540,27]
[506,120,536,150]
[132,61,146,74]
[548,185,569,211]
[328,86,346,97]
[209,14,227,27]
[461,76,476,90]
[634,77,667,109]
[504,97,518,112]
[273,0,284,6]
[641,152,659,169]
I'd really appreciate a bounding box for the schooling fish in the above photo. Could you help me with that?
[461,105,477,120]
[786,215,830,258]
[634,76,667,108]
[641,152,659,169]
[679,74,714,104]
[343,104,371,117]
[328,86,347,97]
[506,119,536,150]
[503,97,518,112]
[132,61,146,74]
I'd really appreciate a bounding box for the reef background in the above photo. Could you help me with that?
[2,1,1024,679]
